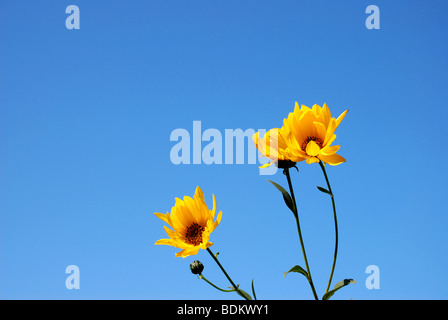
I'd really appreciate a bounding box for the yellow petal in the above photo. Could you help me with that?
[259,160,274,168]
[211,193,217,218]
[252,132,260,148]
[312,104,321,116]
[154,212,170,225]
[289,154,307,163]
[300,104,311,113]
[155,238,175,246]
[306,157,320,164]
[319,153,346,166]
[306,140,321,157]
[322,103,332,127]
[313,121,327,142]
[213,210,222,231]
[163,225,177,238]
[325,133,337,147]
[194,186,205,202]
[265,128,280,158]
[298,111,317,138]
[175,247,200,258]
[294,101,300,113]
[172,198,194,228]
[324,118,337,146]
[321,145,340,155]
[335,110,348,128]
[285,139,307,158]
[203,242,213,249]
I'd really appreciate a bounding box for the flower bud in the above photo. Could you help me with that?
[190,260,204,275]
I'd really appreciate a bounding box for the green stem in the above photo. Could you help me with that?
[284,168,319,300]
[199,274,237,292]
[206,248,250,300]
[319,161,339,294]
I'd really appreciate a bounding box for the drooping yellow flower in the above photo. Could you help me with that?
[154,186,222,258]
[282,102,348,165]
[252,127,291,168]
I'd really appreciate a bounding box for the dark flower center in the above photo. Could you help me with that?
[301,136,323,151]
[185,222,205,246]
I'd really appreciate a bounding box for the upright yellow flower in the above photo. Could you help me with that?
[252,127,291,168]
[282,102,348,165]
[155,186,222,258]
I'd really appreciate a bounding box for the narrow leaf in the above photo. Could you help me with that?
[267,180,295,213]
[283,265,309,280]
[229,286,253,300]
[317,186,332,196]
[322,279,356,300]
[237,288,253,300]
[251,279,257,300]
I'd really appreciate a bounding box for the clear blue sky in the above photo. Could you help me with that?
[1,0,447,300]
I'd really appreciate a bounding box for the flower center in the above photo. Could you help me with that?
[301,136,323,151]
[185,222,205,246]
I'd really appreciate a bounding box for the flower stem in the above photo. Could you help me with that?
[318,161,339,294]
[199,274,237,292]
[284,167,319,300]
[206,248,250,300]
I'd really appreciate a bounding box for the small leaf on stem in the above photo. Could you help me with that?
[267,180,295,213]
[317,186,332,196]
[251,279,257,300]
[322,279,356,300]
[283,265,309,280]
[229,286,253,300]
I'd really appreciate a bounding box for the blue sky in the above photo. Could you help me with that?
[1,0,447,299]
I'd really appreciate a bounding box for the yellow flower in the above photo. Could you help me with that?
[252,127,291,168]
[154,186,222,258]
[282,102,348,165]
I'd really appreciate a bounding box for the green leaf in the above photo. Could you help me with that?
[251,279,257,300]
[229,285,253,300]
[267,180,295,213]
[236,288,253,300]
[317,186,332,196]
[283,265,309,280]
[322,279,356,300]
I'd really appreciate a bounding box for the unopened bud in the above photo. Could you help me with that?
[190,260,204,275]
